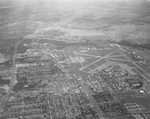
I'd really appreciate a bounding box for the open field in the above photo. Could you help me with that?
[109,55,129,61]
[82,68,92,73]
[94,58,107,66]
[136,63,150,73]
[75,53,100,59]
[132,68,149,82]
[82,57,100,67]
[79,49,115,57]
[65,43,150,75]
[109,51,123,57]
[68,63,87,77]
[107,58,137,68]
[81,58,107,73]
[65,45,116,75]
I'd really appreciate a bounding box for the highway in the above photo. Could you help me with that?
[56,62,104,118]
[115,44,150,82]
[0,38,30,108]
[0,37,104,118]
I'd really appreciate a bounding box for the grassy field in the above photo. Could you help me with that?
[107,58,137,68]
[82,57,100,66]
[68,63,87,77]
[109,51,123,57]
[109,56,128,61]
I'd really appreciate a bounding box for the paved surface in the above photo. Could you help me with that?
[0,38,29,108]
[56,61,104,118]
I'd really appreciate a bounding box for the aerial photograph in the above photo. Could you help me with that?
[0,0,150,118]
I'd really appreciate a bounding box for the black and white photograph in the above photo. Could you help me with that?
[0,0,150,119]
